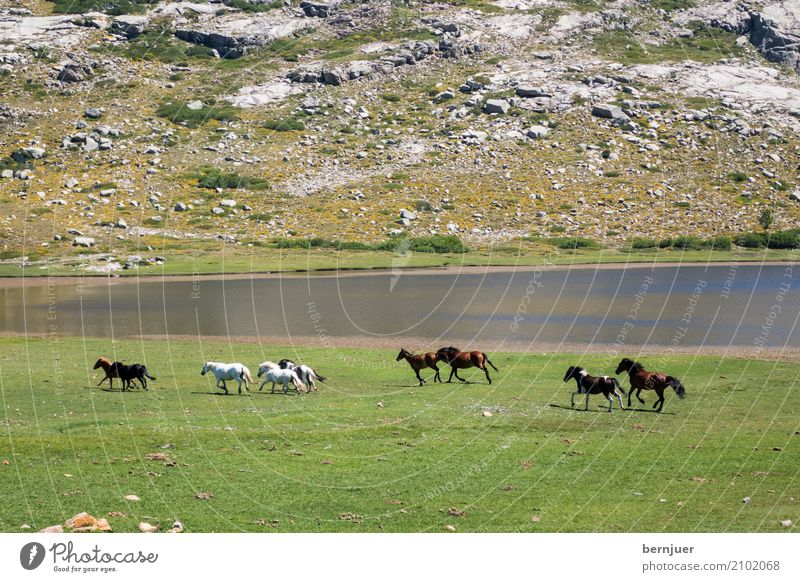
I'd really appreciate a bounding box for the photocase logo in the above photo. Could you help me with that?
[20,542,46,570]
[389,238,412,292]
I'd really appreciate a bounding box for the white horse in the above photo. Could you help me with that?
[201,362,253,395]
[278,359,326,392]
[257,362,303,394]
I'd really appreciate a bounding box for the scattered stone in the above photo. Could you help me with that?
[57,63,93,83]
[526,125,550,139]
[65,512,96,529]
[124,494,140,502]
[174,202,188,212]
[11,146,45,162]
[84,108,102,119]
[72,236,95,248]
[138,522,158,533]
[484,99,510,114]
[39,525,64,533]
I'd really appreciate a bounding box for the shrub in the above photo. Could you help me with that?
[734,232,765,248]
[630,237,657,249]
[708,236,732,251]
[672,235,704,250]
[157,101,237,128]
[222,0,282,12]
[765,229,800,249]
[197,166,269,190]
[658,238,673,248]
[728,171,748,183]
[264,118,306,131]
[545,237,599,250]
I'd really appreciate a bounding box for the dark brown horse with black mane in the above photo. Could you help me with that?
[563,366,626,412]
[615,358,685,413]
[435,346,498,384]
[396,349,441,386]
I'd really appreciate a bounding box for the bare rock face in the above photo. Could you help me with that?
[750,2,800,73]
[175,13,311,59]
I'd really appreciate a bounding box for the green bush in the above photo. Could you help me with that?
[629,237,657,249]
[544,237,600,250]
[271,235,469,254]
[264,118,306,132]
[157,101,237,128]
[728,171,749,183]
[708,236,732,251]
[734,232,765,248]
[222,0,282,12]
[197,166,269,190]
[765,229,800,249]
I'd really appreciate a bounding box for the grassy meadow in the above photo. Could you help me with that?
[0,337,798,533]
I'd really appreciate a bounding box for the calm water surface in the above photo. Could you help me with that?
[1,264,797,348]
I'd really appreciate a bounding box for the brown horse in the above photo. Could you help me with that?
[396,348,441,386]
[94,357,121,390]
[615,358,685,413]
[435,346,498,384]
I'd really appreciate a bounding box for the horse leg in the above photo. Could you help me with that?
[220,380,228,395]
[616,391,625,411]
[432,365,441,383]
[454,368,467,383]
[482,365,491,385]
[585,391,590,411]
[259,381,267,392]
[637,388,645,404]
[415,369,425,387]
[606,393,613,412]
[447,368,455,383]
[571,391,578,407]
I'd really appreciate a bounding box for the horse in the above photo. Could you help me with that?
[94,357,123,390]
[201,362,253,395]
[278,359,325,392]
[257,361,304,394]
[615,358,685,413]
[128,364,156,390]
[563,366,625,412]
[435,346,498,384]
[396,348,441,386]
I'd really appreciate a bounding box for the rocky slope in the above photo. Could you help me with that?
[1,0,798,266]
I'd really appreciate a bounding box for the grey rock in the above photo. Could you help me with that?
[211,207,226,215]
[592,103,628,121]
[300,1,341,17]
[57,63,93,83]
[526,125,550,139]
[73,236,95,248]
[84,108,102,119]
[110,15,149,39]
[1,169,13,179]
[399,209,417,220]
[484,99,510,114]
[115,219,127,229]
[516,86,546,98]
[11,147,45,162]
[174,202,188,212]
[219,199,237,208]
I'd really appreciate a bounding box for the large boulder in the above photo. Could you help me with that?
[592,103,628,122]
[110,15,148,38]
[484,99,510,114]
[299,1,341,17]
[11,146,45,162]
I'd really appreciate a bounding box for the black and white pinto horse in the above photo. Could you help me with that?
[563,366,626,412]
[278,359,326,392]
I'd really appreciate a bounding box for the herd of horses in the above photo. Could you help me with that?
[93,347,686,413]
[398,348,685,413]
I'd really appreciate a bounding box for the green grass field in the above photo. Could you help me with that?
[1,337,798,532]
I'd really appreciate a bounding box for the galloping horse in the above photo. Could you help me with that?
[615,358,685,413]
[396,348,441,386]
[257,361,304,394]
[278,359,326,392]
[94,357,121,390]
[563,366,625,412]
[201,362,253,395]
[435,346,498,385]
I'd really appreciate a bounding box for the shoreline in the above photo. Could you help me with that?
[6,332,799,362]
[0,259,792,287]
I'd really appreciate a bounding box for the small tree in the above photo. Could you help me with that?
[758,207,774,233]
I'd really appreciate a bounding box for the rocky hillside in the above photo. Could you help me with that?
[1,0,799,263]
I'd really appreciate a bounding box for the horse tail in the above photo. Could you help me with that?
[611,377,626,396]
[667,377,685,399]
[483,354,498,371]
[313,368,326,383]
[242,366,254,386]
